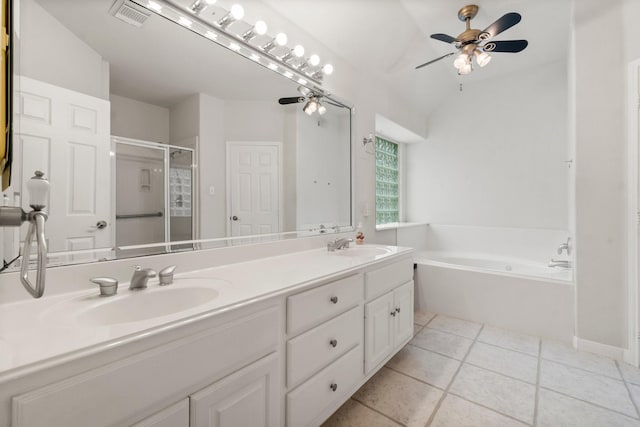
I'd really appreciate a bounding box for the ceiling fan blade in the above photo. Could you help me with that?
[415,52,455,70]
[278,96,305,105]
[430,33,458,44]
[481,12,521,39]
[482,40,528,53]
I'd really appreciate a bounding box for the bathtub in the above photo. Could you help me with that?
[414,250,575,343]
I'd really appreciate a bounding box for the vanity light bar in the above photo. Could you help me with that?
[133,0,333,88]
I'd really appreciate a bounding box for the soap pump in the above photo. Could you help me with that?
[356,222,364,245]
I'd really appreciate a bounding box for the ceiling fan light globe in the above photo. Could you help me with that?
[458,63,472,75]
[318,104,327,115]
[453,53,469,69]
[475,50,491,67]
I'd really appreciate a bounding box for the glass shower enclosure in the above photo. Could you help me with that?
[113,137,195,257]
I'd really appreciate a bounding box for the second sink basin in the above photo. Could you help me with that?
[333,246,393,258]
[77,286,219,326]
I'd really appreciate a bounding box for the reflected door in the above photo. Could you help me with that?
[227,142,281,237]
[14,76,112,257]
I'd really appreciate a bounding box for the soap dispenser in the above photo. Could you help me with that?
[356,222,364,245]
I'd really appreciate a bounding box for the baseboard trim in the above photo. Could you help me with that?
[574,336,625,361]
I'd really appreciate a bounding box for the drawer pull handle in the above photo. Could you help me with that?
[330,339,338,348]
[396,307,401,314]
[330,383,338,392]
[390,311,396,317]
[330,296,339,304]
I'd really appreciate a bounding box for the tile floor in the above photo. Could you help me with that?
[322,312,640,427]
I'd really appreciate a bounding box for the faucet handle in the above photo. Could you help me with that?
[91,277,118,297]
[159,265,176,286]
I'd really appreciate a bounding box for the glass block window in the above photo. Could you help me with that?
[375,136,399,225]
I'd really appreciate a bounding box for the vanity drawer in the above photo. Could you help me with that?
[286,344,363,427]
[287,305,363,388]
[287,273,363,335]
[365,258,413,300]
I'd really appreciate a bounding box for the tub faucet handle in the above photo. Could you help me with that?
[159,265,177,286]
[91,277,118,297]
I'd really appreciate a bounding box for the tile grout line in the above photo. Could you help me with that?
[615,360,640,419]
[348,397,405,427]
[424,322,485,427]
[477,339,541,358]
[538,385,640,420]
[532,338,542,426]
[446,390,535,426]
[539,355,624,381]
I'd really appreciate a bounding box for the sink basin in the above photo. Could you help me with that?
[77,287,219,326]
[333,246,393,258]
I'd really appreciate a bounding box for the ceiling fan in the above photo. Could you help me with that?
[416,4,528,75]
[278,86,341,115]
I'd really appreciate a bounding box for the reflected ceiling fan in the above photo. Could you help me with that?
[278,86,341,116]
[416,4,528,75]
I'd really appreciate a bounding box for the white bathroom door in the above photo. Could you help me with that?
[227,142,282,237]
[14,76,112,256]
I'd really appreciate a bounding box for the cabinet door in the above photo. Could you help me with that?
[132,400,189,427]
[394,281,414,347]
[364,292,395,373]
[190,353,280,427]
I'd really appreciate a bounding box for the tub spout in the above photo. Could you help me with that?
[549,259,572,268]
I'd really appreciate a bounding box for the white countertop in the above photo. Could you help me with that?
[0,244,413,380]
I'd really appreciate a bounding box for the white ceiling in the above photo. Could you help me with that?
[262,0,573,114]
[36,0,573,115]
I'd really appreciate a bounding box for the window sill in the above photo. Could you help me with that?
[375,222,428,231]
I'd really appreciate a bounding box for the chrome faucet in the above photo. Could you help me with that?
[549,259,572,268]
[129,266,157,290]
[327,238,354,252]
[557,237,572,256]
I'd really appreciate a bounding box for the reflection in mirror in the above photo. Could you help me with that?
[2,0,352,270]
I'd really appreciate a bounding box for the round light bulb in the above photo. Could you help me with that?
[254,20,267,35]
[293,45,305,57]
[322,64,334,75]
[230,4,244,20]
[275,32,288,46]
[318,104,327,115]
[475,50,491,67]
[309,54,320,66]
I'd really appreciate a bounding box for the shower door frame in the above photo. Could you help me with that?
[112,136,196,254]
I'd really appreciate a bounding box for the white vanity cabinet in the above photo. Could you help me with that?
[4,248,415,427]
[189,353,280,427]
[364,259,415,374]
[11,303,282,427]
[285,273,364,426]
[132,400,189,427]
[364,281,414,373]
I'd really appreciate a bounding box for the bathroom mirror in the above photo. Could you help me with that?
[3,0,352,268]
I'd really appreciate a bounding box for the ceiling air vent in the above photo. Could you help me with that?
[110,0,151,28]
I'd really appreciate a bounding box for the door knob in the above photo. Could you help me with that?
[91,220,108,230]
[231,215,239,221]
